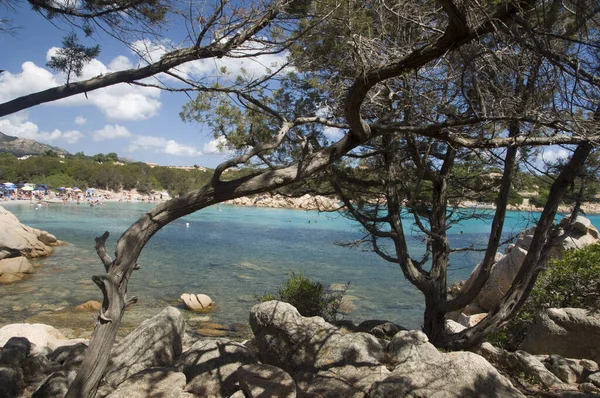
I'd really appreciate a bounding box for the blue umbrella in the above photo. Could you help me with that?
[56,187,66,191]
[33,187,45,191]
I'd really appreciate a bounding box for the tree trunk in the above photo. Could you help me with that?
[423,285,448,346]
[441,142,593,350]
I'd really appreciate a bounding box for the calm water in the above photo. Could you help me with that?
[1,202,595,337]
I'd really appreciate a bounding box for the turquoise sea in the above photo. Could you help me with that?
[1,202,597,338]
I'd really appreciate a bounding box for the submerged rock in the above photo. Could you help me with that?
[180,293,213,311]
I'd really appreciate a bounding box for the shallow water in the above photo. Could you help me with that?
[1,201,593,337]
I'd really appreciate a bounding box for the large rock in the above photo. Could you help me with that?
[462,217,599,312]
[0,324,87,351]
[105,368,186,398]
[0,206,62,259]
[176,338,257,397]
[235,363,296,398]
[368,349,524,397]
[99,307,185,395]
[520,308,600,364]
[0,256,34,274]
[250,301,383,374]
[305,365,390,398]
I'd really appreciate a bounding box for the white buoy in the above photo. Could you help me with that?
[185,222,190,227]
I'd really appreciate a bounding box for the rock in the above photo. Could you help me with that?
[0,273,30,284]
[74,300,101,311]
[520,308,600,364]
[0,323,87,351]
[588,371,600,388]
[61,343,87,371]
[579,382,600,394]
[545,354,584,384]
[0,206,62,259]
[445,319,467,334]
[235,363,296,398]
[250,301,382,374]
[99,307,185,395]
[176,338,257,397]
[304,365,390,398]
[0,367,23,398]
[0,336,31,368]
[0,256,34,274]
[368,350,524,397]
[513,351,564,388]
[32,372,69,398]
[461,217,598,311]
[180,293,213,311]
[105,368,186,398]
[387,330,442,363]
[356,320,406,340]
[458,312,487,328]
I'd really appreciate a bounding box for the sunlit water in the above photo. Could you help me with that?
[1,202,595,339]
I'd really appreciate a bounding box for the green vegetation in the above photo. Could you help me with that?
[489,243,600,350]
[257,272,348,322]
[0,152,212,196]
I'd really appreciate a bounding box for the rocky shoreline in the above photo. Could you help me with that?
[0,206,64,284]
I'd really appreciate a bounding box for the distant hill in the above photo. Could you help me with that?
[0,132,70,157]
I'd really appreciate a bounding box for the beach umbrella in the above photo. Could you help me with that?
[33,187,45,192]
[3,182,15,187]
[86,188,96,193]
[56,187,66,191]
[21,186,34,191]
[72,187,82,192]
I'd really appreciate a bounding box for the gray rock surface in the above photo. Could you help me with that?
[235,363,296,398]
[99,306,185,394]
[31,372,69,398]
[176,338,257,397]
[0,367,23,398]
[305,365,390,398]
[368,350,524,397]
[250,301,382,373]
[105,368,186,398]
[520,308,600,363]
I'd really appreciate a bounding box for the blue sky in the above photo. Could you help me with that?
[0,2,290,167]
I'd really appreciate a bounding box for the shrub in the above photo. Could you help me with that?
[257,272,348,322]
[489,242,600,349]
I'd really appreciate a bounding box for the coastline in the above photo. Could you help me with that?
[3,189,599,215]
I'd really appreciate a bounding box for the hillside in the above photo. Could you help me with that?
[0,132,70,157]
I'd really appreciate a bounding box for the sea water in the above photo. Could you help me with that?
[1,202,595,337]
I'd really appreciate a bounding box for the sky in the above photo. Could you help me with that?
[0,2,290,168]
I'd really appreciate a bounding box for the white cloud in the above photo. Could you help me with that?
[93,124,132,141]
[539,147,570,164]
[202,136,233,154]
[128,135,202,157]
[74,116,87,125]
[108,55,134,71]
[1,53,161,121]
[0,113,82,144]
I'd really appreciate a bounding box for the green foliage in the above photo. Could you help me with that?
[257,272,348,322]
[489,243,600,349]
[46,32,100,84]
